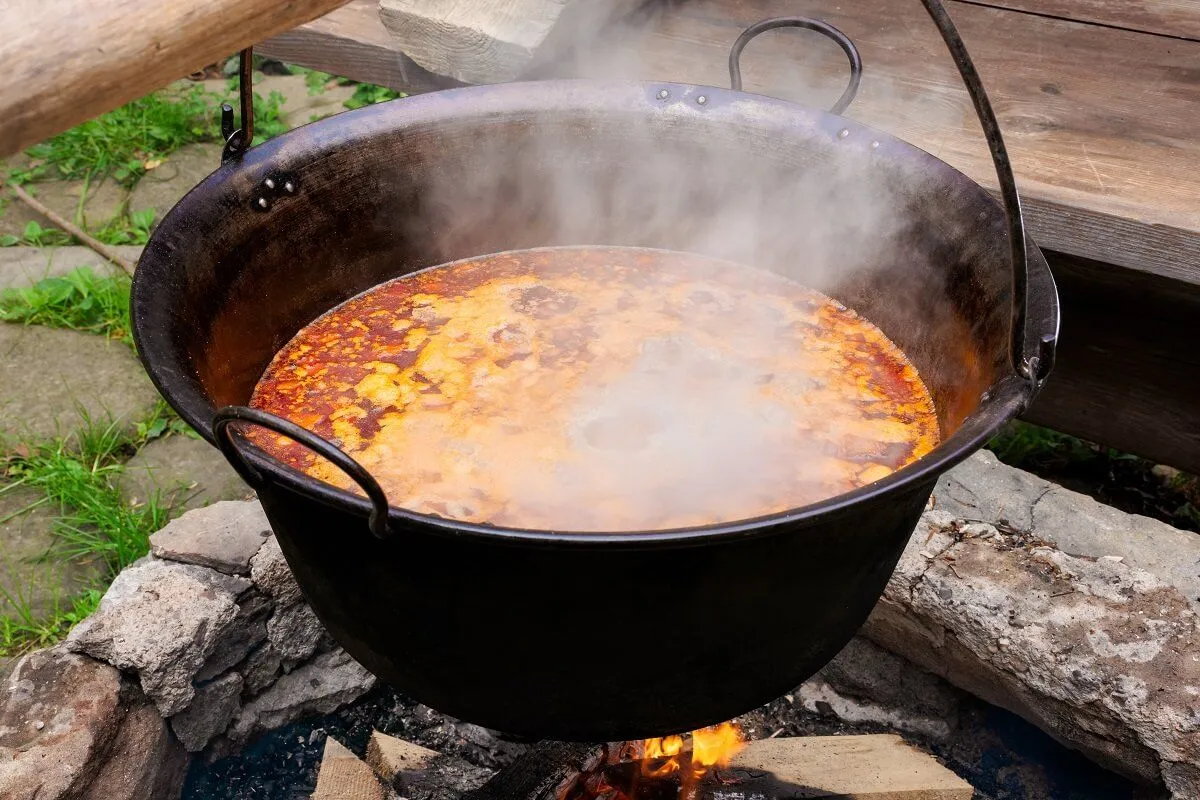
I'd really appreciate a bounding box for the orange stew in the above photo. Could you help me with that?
[249,247,939,531]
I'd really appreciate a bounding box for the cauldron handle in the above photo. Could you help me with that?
[919,0,1055,385]
[213,406,393,540]
[728,18,863,115]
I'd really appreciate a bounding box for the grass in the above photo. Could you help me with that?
[91,208,155,247]
[0,266,133,344]
[0,406,185,657]
[344,83,406,110]
[1,220,73,247]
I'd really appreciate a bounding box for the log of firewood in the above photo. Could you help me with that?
[376,0,651,85]
[0,0,348,156]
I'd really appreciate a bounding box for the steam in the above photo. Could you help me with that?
[372,15,995,530]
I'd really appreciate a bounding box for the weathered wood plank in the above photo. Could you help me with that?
[958,0,1200,40]
[0,0,349,156]
[377,0,649,85]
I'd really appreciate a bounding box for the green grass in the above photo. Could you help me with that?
[0,266,132,344]
[0,585,101,656]
[344,83,405,110]
[91,208,155,246]
[0,220,73,247]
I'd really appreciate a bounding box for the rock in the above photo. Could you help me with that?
[169,672,243,752]
[195,590,272,683]
[149,500,269,575]
[936,451,1200,611]
[0,245,140,291]
[225,648,375,746]
[268,600,324,664]
[0,483,103,622]
[0,324,161,447]
[863,510,1200,797]
[127,143,221,226]
[250,534,303,605]
[0,647,123,799]
[11,177,128,233]
[119,436,253,514]
[238,642,284,698]
[79,692,188,800]
[312,736,387,800]
[66,558,246,716]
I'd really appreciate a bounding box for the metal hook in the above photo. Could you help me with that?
[729,18,863,115]
[221,47,256,163]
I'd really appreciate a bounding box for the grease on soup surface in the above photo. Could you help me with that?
[249,247,938,531]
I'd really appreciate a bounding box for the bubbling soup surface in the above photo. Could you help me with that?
[249,246,938,531]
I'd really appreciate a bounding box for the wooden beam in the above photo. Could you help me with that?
[0,0,351,157]
[955,0,1200,41]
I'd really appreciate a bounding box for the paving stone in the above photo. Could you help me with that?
[149,500,268,575]
[66,557,246,716]
[0,324,161,447]
[127,143,222,227]
[0,484,103,621]
[3,177,129,234]
[120,434,253,514]
[0,246,140,291]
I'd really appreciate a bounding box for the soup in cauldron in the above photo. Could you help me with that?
[248,246,938,531]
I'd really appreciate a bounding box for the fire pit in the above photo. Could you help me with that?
[130,0,1059,741]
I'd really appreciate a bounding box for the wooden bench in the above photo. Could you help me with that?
[261,0,1200,473]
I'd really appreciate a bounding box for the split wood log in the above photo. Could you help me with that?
[376,0,650,85]
[862,509,1200,798]
[0,0,348,157]
[312,736,387,800]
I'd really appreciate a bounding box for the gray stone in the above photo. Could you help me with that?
[0,484,103,621]
[195,591,272,683]
[250,534,303,605]
[78,692,188,800]
[0,245,141,291]
[863,510,1200,798]
[224,648,375,746]
[936,451,1200,611]
[0,324,161,447]
[66,558,245,716]
[128,143,221,227]
[2,177,128,236]
[268,601,324,664]
[119,435,254,513]
[0,647,123,799]
[238,642,284,698]
[149,500,269,575]
[170,672,243,752]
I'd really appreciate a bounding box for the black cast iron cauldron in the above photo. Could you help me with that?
[131,0,1058,741]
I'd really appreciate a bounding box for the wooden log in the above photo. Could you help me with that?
[0,0,349,157]
[312,736,388,800]
[376,0,650,85]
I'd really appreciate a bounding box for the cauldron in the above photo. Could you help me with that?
[131,1,1058,740]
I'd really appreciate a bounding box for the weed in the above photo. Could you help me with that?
[0,266,132,344]
[0,220,73,247]
[92,208,156,246]
[344,83,406,110]
[289,65,335,95]
[0,583,101,657]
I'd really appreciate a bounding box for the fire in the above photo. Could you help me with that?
[640,723,745,781]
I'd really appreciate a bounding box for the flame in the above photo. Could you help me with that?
[640,723,745,781]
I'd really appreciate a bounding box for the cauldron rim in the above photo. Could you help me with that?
[133,78,1059,547]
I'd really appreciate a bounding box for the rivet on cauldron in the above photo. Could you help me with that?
[696,95,708,105]
[284,181,296,194]
[264,177,276,190]
[657,89,670,100]
[838,129,850,139]
[256,197,270,210]
[871,141,881,149]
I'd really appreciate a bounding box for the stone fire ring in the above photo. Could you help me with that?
[2,451,1200,799]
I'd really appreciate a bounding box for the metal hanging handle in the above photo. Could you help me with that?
[728,18,863,115]
[213,406,393,540]
[918,0,1052,385]
[220,47,256,163]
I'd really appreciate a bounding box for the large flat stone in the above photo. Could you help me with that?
[5,177,129,234]
[0,324,161,447]
[127,143,221,227]
[0,647,123,800]
[149,500,268,575]
[66,557,247,716]
[0,246,140,291]
[119,435,253,513]
[863,510,1200,798]
[0,484,102,621]
[936,451,1200,612]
